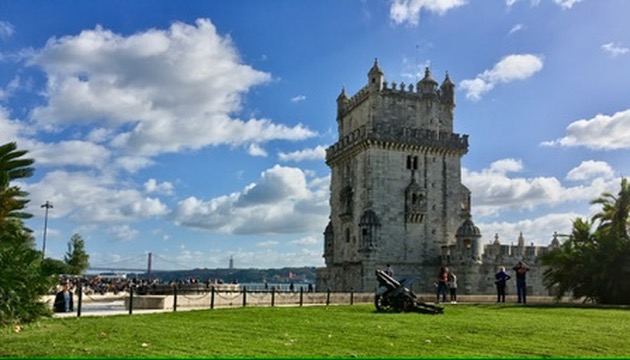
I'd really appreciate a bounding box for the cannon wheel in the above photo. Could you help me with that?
[393,295,415,312]
[374,294,392,312]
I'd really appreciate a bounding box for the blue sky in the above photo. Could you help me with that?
[1,0,629,271]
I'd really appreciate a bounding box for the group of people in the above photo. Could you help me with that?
[435,267,458,304]
[383,260,530,305]
[495,261,530,303]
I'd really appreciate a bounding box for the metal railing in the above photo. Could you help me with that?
[63,284,372,317]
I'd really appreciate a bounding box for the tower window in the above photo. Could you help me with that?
[406,155,418,170]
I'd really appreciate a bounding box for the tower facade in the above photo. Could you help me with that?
[316,60,470,292]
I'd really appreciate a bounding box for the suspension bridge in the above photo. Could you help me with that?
[87,252,196,275]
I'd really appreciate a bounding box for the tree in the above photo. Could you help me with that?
[64,233,89,275]
[591,177,630,239]
[541,178,630,305]
[0,142,34,231]
[0,142,54,326]
[41,257,71,276]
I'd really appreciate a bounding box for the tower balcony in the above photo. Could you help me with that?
[326,124,468,165]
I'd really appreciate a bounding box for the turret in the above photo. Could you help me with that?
[517,231,525,248]
[337,87,349,116]
[456,215,483,263]
[367,58,384,92]
[550,232,561,249]
[440,72,455,106]
[417,67,438,98]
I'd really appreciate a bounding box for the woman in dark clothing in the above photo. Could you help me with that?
[495,266,511,303]
[53,282,73,313]
[436,267,449,304]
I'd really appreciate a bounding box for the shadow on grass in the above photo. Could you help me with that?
[455,302,630,311]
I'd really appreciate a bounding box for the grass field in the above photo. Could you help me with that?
[1,303,629,358]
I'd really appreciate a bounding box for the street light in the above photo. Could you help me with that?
[41,201,53,257]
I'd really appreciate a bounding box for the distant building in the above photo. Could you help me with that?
[229,255,234,270]
[316,60,558,295]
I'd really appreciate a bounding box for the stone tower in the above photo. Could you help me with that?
[316,60,470,292]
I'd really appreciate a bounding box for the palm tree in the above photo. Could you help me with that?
[591,177,630,239]
[0,142,53,326]
[542,178,630,304]
[0,142,35,226]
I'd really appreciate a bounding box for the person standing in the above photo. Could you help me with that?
[495,266,511,303]
[53,281,74,313]
[435,267,448,304]
[513,261,530,304]
[447,271,458,304]
[384,264,394,277]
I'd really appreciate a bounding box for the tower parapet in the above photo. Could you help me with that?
[326,124,468,166]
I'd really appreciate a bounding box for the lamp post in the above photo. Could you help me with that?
[41,201,53,257]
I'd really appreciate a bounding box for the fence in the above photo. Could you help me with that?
[65,284,374,317]
[52,285,581,318]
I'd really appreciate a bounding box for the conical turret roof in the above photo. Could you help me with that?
[456,216,481,238]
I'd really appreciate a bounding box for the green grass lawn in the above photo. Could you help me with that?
[1,303,629,358]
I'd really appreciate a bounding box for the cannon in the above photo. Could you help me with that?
[374,269,444,314]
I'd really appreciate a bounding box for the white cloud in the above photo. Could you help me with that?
[144,178,174,195]
[541,109,630,150]
[28,19,316,156]
[390,0,467,27]
[173,165,329,235]
[291,95,306,103]
[488,158,523,174]
[0,76,21,101]
[0,106,23,143]
[278,145,327,162]
[27,139,111,168]
[460,54,543,100]
[0,21,14,39]
[478,212,582,247]
[464,158,615,217]
[257,240,279,248]
[554,0,582,9]
[508,24,523,35]
[248,143,268,157]
[506,0,580,8]
[566,160,614,181]
[24,170,170,223]
[290,235,319,247]
[106,224,139,242]
[602,42,629,57]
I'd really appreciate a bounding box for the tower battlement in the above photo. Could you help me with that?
[335,61,458,143]
[326,124,468,165]
[338,76,454,118]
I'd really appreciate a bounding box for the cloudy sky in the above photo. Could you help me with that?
[1,0,628,272]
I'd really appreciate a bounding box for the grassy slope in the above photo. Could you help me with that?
[1,304,629,358]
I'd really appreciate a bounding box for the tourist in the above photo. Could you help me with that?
[384,263,394,277]
[495,266,511,303]
[53,281,73,313]
[447,271,458,304]
[512,261,530,304]
[435,267,448,304]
